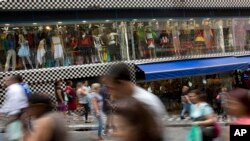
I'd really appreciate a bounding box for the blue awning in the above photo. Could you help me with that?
[237,56,250,64]
[137,57,249,81]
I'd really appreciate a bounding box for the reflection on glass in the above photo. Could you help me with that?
[0,18,249,71]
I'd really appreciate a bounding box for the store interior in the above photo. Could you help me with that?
[0,18,250,71]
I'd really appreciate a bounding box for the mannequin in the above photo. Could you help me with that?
[52,31,64,67]
[78,30,94,64]
[4,34,16,72]
[234,20,246,51]
[203,19,214,51]
[36,38,46,68]
[70,36,83,65]
[172,23,181,56]
[215,20,225,53]
[107,30,119,61]
[118,22,129,60]
[160,30,168,57]
[145,28,156,58]
[92,28,104,63]
[18,34,33,70]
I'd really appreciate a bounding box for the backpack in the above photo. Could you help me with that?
[20,82,32,98]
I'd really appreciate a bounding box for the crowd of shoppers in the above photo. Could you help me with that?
[2,63,250,141]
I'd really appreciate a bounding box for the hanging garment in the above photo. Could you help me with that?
[203,26,213,49]
[18,40,30,57]
[216,25,225,52]
[37,39,46,65]
[52,36,64,59]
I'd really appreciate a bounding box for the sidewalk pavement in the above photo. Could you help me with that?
[0,114,232,132]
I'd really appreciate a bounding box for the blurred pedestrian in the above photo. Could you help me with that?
[77,82,91,123]
[222,88,250,141]
[16,74,33,98]
[113,97,163,141]
[0,75,28,141]
[216,87,228,120]
[90,83,104,140]
[23,93,68,141]
[65,80,77,116]
[100,77,114,135]
[55,80,67,118]
[188,89,217,141]
[180,85,190,119]
[104,63,167,139]
[225,88,250,124]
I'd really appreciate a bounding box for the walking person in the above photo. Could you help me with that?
[0,75,28,141]
[100,81,113,135]
[223,88,250,141]
[113,97,163,141]
[180,85,190,119]
[188,89,217,141]
[77,82,91,123]
[65,80,77,117]
[216,87,228,121]
[103,63,167,140]
[16,74,33,98]
[90,83,104,140]
[22,93,69,141]
[55,80,67,118]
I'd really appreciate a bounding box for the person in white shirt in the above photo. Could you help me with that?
[0,75,28,141]
[104,63,167,139]
[0,75,28,117]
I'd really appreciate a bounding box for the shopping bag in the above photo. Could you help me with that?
[5,120,23,141]
[187,125,202,141]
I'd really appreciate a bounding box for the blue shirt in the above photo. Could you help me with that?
[190,102,213,119]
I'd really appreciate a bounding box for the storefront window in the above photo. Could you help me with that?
[0,18,249,71]
[0,21,130,71]
[131,18,236,60]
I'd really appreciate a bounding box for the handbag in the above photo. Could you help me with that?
[200,105,221,138]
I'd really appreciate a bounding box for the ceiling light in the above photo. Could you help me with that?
[33,23,37,25]
[58,21,62,24]
[5,24,10,26]
[82,21,87,23]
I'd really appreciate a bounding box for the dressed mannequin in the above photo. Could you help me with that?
[203,19,214,51]
[145,28,156,58]
[92,28,104,63]
[51,31,64,67]
[107,30,119,61]
[172,23,181,56]
[160,30,169,57]
[78,30,94,64]
[18,34,33,70]
[4,34,16,72]
[118,22,129,60]
[36,38,46,68]
[71,36,83,65]
[234,20,246,51]
[215,20,225,53]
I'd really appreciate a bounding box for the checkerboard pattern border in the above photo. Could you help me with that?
[1,0,250,10]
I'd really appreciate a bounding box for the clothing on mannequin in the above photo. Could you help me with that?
[36,39,46,68]
[172,27,181,56]
[146,32,156,58]
[52,32,64,67]
[107,31,120,61]
[18,34,33,70]
[78,31,94,64]
[203,20,214,49]
[234,20,246,51]
[70,37,82,65]
[215,20,225,53]
[4,34,16,72]
[118,22,129,60]
[93,35,104,63]
[159,31,169,57]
